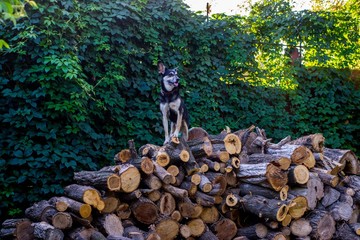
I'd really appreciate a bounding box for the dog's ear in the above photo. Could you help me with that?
[158,62,166,74]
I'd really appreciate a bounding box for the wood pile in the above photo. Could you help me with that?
[1,125,360,240]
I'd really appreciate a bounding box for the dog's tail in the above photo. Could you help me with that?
[181,120,189,141]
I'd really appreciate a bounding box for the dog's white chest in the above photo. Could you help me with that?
[169,98,181,111]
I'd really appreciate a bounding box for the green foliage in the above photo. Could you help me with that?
[0,0,358,222]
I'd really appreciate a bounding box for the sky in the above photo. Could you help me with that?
[183,0,312,15]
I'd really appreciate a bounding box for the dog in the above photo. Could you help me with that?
[158,62,189,144]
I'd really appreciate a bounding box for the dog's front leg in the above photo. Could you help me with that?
[173,110,183,139]
[160,103,170,144]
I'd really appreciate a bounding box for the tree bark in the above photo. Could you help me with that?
[0,218,34,240]
[288,133,325,153]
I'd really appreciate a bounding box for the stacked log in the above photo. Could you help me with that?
[1,126,359,240]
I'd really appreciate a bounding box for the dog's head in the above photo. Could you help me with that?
[158,62,180,92]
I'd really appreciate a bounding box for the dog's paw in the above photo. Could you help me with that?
[163,138,170,145]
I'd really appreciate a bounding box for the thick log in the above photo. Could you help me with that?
[187,136,213,158]
[241,195,289,222]
[131,197,159,225]
[205,172,227,195]
[321,186,340,207]
[32,221,64,240]
[188,127,209,140]
[198,226,219,240]
[287,195,308,219]
[94,213,124,238]
[102,196,120,214]
[200,206,219,224]
[137,157,154,175]
[328,201,353,222]
[25,200,58,224]
[158,192,176,216]
[289,173,324,210]
[237,162,288,191]
[247,154,291,170]
[156,142,189,167]
[117,164,141,193]
[222,133,242,155]
[211,217,237,240]
[138,144,160,159]
[197,158,221,172]
[237,183,284,200]
[166,165,180,177]
[334,222,360,240]
[324,147,359,174]
[74,170,121,191]
[0,218,34,240]
[267,145,315,168]
[142,174,162,190]
[52,212,73,230]
[154,217,179,240]
[50,196,92,218]
[153,162,175,184]
[236,223,268,239]
[68,227,106,240]
[306,209,335,240]
[115,203,131,220]
[288,165,310,185]
[288,133,325,153]
[187,218,206,237]
[198,174,213,193]
[311,167,339,187]
[64,184,105,211]
[290,218,312,237]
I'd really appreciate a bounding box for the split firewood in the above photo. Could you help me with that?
[288,133,325,153]
[0,218,34,240]
[32,221,64,240]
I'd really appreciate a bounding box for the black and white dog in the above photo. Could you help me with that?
[158,62,189,144]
